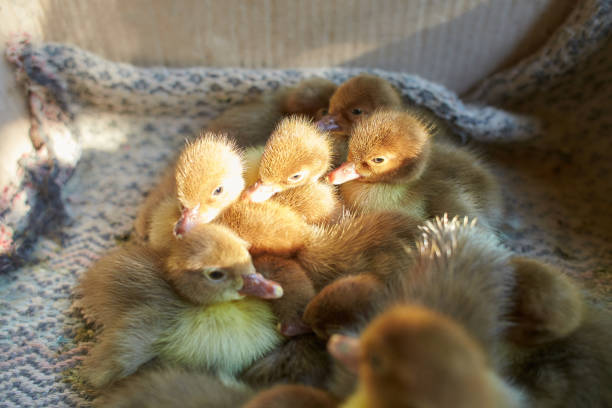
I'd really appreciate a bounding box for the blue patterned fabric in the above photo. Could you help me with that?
[1,1,611,406]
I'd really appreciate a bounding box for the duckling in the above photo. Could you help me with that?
[207,77,337,147]
[296,210,420,290]
[304,216,514,354]
[242,116,341,224]
[327,109,502,228]
[241,334,332,389]
[329,306,526,408]
[253,255,315,337]
[97,368,253,408]
[506,256,585,346]
[77,222,283,388]
[303,274,384,339]
[506,305,612,408]
[244,384,339,408]
[316,74,402,136]
[134,132,245,243]
[216,199,313,257]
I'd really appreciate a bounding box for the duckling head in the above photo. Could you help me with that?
[329,305,495,408]
[165,223,283,305]
[243,116,332,203]
[327,109,432,185]
[316,74,402,135]
[281,77,338,120]
[174,133,245,237]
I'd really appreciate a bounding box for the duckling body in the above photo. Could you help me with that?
[77,223,283,388]
[156,297,282,377]
[217,199,312,257]
[98,368,253,408]
[329,110,502,228]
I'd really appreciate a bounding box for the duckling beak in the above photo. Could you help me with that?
[239,273,284,299]
[279,319,313,337]
[328,334,361,374]
[242,181,282,203]
[316,115,341,132]
[327,162,361,185]
[173,205,200,238]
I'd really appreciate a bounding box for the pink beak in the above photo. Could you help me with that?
[173,205,199,238]
[328,334,361,374]
[316,115,341,132]
[327,162,361,185]
[242,181,281,203]
[238,273,284,299]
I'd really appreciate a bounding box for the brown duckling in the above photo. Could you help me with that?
[304,216,514,353]
[242,116,340,224]
[327,109,502,228]
[96,368,253,408]
[506,256,585,346]
[330,306,526,408]
[134,132,245,243]
[253,254,315,337]
[317,74,402,136]
[244,384,339,408]
[207,77,337,147]
[506,304,612,408]
[77,223,283,388]
[296,210,420,290]
[241,334,332,389]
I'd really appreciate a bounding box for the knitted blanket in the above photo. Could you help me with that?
[1,1,611,406]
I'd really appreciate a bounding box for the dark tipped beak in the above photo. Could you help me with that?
[316,115,342,132]
[242,181,281,203]
[326,162,361,185]
[173,206,199,238]
[279,319,313,337]
[239,273,284,299]
[328,334,361,374]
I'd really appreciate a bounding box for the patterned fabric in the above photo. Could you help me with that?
[1,1,611,406]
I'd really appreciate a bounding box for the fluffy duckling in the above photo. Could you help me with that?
[304,216,514,354]
[297,210,420,290]
[77,223,283,388]
[241,334,332,389]
[244,384,338,408]
[134,132,245,243]
[506,256,585,346]
[253,255,315,337]
[330,306,525,408]
[242,116,340,224]
[303,274,384,340]
[207,77,337,147]
[506,305,612,408]
[327,110,502,227]
[97,368,253,408]
[317,74,402,136]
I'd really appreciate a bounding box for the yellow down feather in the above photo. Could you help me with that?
[155,297,282,379]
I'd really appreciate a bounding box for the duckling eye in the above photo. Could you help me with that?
[369,352,383,372]
[212,186,223,196]
[288,173,304,183]
[371,157,385,164]
[351,108,363,115]
[319,108,329,116]
[206,270,226,281]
